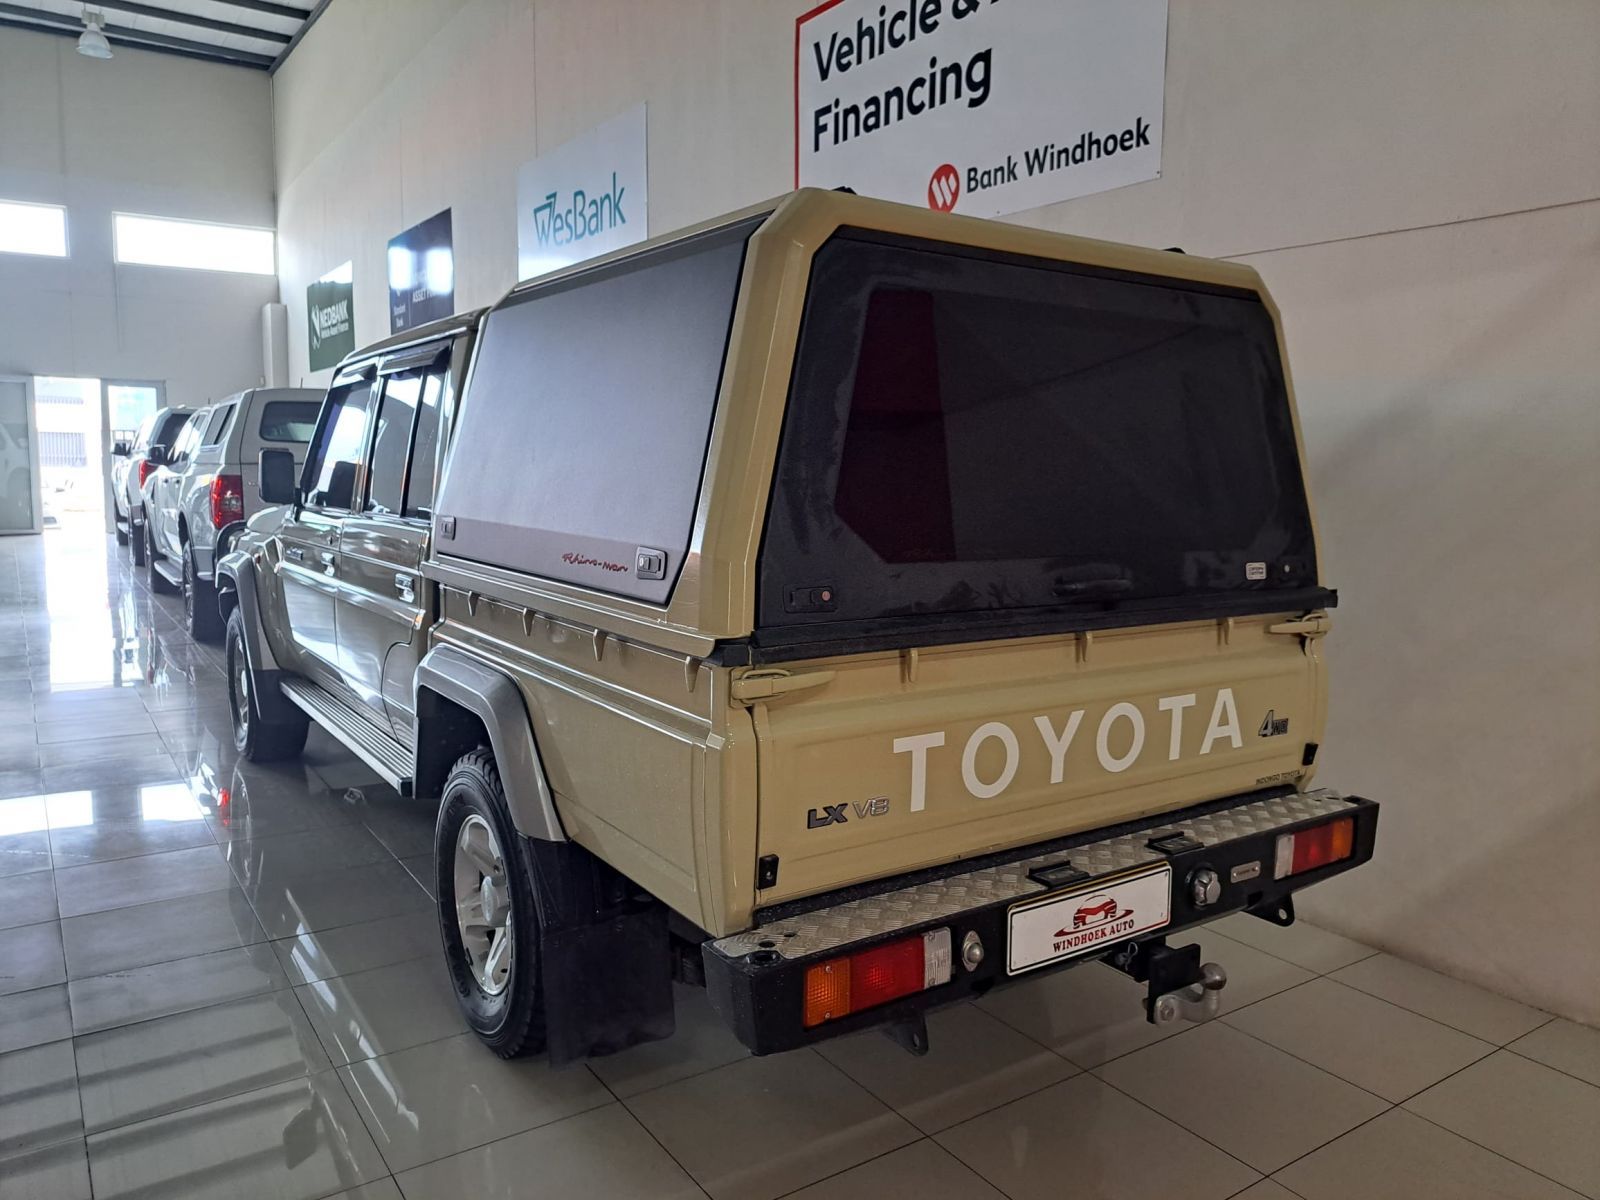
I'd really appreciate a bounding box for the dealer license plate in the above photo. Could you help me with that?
[1007,864,1173,975]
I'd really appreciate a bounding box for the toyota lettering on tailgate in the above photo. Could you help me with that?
[892,687,1246,812]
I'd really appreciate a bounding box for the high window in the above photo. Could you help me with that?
[0,200,68,258]
[113,213,274,275]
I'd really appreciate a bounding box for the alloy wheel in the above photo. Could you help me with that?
[454,813,514,995]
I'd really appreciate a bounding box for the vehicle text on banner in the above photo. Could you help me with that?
[795,0,1168,217]
[517,105,648,282]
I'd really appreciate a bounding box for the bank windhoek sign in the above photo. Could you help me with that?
[795,0,1168,217]
[517,105,648,282]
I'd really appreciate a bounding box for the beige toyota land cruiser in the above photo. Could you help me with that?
[218,188,1378,1064]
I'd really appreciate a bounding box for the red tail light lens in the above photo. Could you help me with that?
[137,459,157,487]
[210,474,244,528]
[1274,816,1355,879]
[802,928,952,1028]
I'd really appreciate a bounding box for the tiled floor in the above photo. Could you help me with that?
[1,522,1598,1200]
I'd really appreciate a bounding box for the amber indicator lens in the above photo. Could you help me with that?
[1273,815,1354,879]
[802,928,952,1028]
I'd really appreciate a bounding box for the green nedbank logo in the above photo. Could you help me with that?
[533,173,627,248]
[310,298,349,351]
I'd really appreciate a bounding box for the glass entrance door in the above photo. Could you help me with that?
[103,381,166,532]
[0,376,42,535]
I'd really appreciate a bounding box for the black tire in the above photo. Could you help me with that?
[435,749,546,1059]
[147,520,175,593]
[225,608,308,761]
[184,547,223,642]
[114,523,129,547]
[130,514,147,565]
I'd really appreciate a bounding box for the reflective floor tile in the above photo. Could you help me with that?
[1404,1050,1600,1196]
[46,783,205,826]
[1276,1106,1583,1200]
[0,746,37,774]
[353,798,434,859]
[34,712,157,745]
[0,1039,81,1156]
[36,733,171,768]
[1224,977,1494,1102]
[816,1002,1076,1133]
[1097,1022,1387,1173]
[85,1069,388,1200]
[75,989,329,1132]
[69,942,291,1035]
[1510,1018,1600,1087]
[340,1032,612,1173]
[47,814,215,868]
[226,823,394,893]
[626,1050,918,1200]
[394,1103,704,1200]
[1209,913,1377,974]
[294,956,468,1065]
[398,853,435,899]
[1231,1182,1300,1200]
[937,1073,1259,1200]
[0,923,66,996]
[0,871,56,930]
[1332,954,1550,1044]
[0,829,50,877]
[587,981,750,1099]
[0,772,45,804]
[53,843,232,918]
[41,754,183,794]
[60,887,266,980]
[271,910,441,986]
[784,1139,1004,1200]
[320,1182,404,1200]
[0,1138,91,1200]
[0,986,72,1054]
[248,858,432,940]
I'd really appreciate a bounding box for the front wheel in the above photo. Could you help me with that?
[435,749,546,1058]
[225,608,308,761]
[146,521,175,593]
[114,522,129,547]
[130,514,147,566]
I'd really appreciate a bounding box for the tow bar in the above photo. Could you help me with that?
[1105,938,1228,1025]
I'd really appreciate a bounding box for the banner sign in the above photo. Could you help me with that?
[306,262,354,372]
[387,209,454,334]
[795,0,1168,217]
[517,105,648,281]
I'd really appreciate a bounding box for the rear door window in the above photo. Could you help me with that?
[365,374,421,516]
[405,370,445,518]
[758,232,1319,633]
[203,404,235,445]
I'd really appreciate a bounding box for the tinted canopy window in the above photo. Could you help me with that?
[258,401,321,443]
[435,220,755,604]
[759,234,1319,632]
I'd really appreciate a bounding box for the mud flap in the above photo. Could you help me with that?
[525,838,675,1065]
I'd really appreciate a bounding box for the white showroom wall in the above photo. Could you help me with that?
[273,0,1600,1022]
[0,27,277,409]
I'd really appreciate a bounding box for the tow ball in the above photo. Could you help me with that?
[1104,937,1228,1026]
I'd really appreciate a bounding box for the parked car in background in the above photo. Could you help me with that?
[111,407,194,562]
[141,387,321,639]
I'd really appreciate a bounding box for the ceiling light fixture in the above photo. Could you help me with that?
[77,7,113,59]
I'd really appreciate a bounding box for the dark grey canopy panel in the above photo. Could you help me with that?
[435,223,755,604]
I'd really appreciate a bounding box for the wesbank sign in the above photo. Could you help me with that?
[517,105,648,281]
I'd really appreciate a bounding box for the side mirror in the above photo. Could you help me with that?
[112,441,131,457]
[146,444,169,467]
[259,447,299,505]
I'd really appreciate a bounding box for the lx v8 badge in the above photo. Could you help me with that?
[807,796,890,829]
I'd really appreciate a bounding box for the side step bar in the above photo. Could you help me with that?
[151,558,182,587]
[280,676,415,796]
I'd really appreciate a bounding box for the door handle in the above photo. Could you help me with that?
[318,550,336,576]
[394,572,415,603]
[285,546,305,563]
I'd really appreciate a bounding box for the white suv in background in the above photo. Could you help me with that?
[140,387,322,639]
[111,406,195,562]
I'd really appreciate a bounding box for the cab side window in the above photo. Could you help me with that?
[169,416,202,465]
[203,404,235,445]
[363,363,447,519]
[131,413,156,452]
[303,380,374,510]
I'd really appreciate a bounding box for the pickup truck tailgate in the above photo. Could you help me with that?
[744,614,1326,905]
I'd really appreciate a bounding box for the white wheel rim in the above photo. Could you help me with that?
[454,813,514,995]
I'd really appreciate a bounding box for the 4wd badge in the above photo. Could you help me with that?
[1258,710,1290,738]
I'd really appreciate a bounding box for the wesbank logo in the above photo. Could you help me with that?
[532,173,627,248]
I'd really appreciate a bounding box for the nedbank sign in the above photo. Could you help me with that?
[517,105,647,281]
[306,263,354,372]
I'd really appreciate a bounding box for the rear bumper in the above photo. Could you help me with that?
[703,787,1377,1055]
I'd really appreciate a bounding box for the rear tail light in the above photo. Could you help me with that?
[1274,816,1354,879]
[803,928,952,1028]
[137,458,157,487]
[210,474,244,528]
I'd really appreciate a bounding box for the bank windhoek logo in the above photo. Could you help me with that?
[927,163,960,212]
